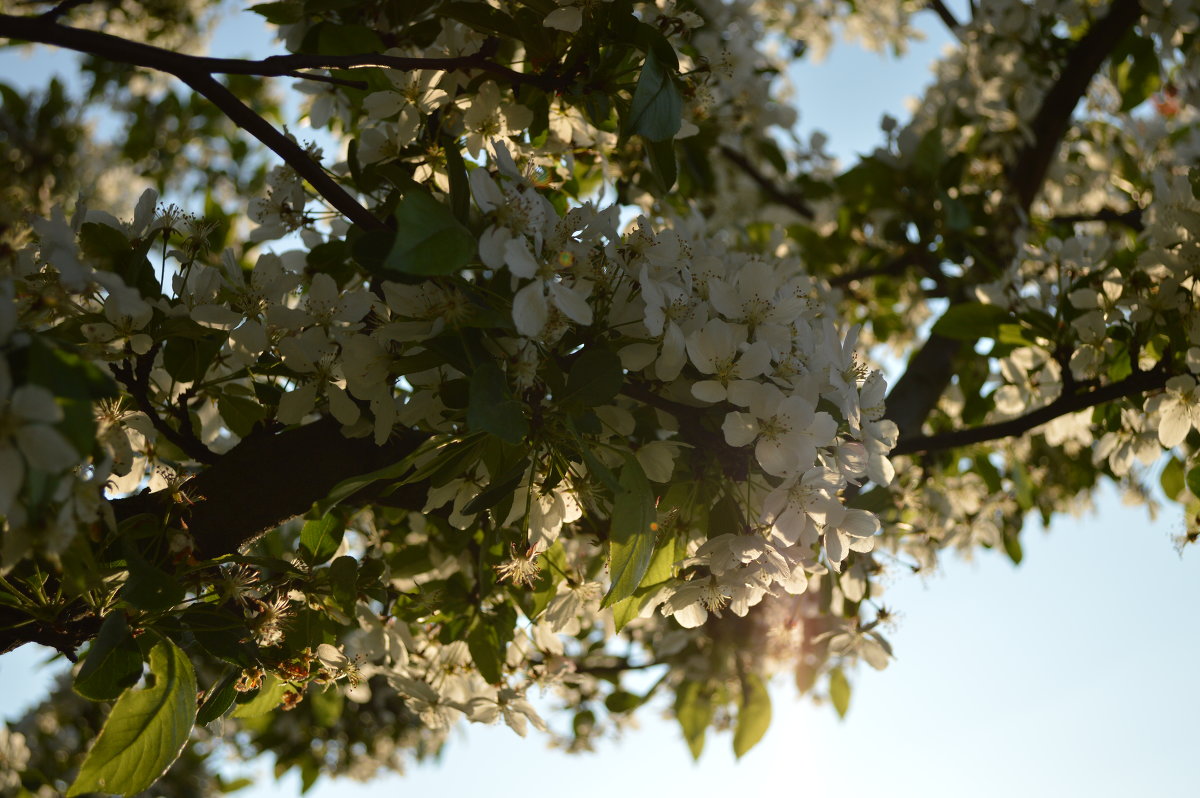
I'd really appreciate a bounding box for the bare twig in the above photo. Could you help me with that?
[110,349,219,465]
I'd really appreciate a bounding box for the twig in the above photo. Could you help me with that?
[719,145,814,220]
[1046,207,1144,232]
[37,0,94,22]
[893,363,1171,456]
[927,0,965,41]
[110,348,219,465]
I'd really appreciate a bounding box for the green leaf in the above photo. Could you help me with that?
[930,302,1013,342]
[562,348,624,407]
[645,137,677,192]
[1114,33,1161,113]
[232,674,293,718]
[466,618,505,684]
[74,614,144,701]
[67,639,197,797]
[197,673,238,725]
[217,394,267,438]
[299,515,345,566]
[674,680,713,760]
[1185,465,1200,499]
[610,534,676,632]
[625,48,682,142]
[182,605,258,667]
[601,455,657,607]
[1162,457,1185,501]
[1002,530,1024,565]
[829,667,851,719]
[119,553,185,612]
[383,189,476,276]
[467,361,529,445]
[733,673,772,758]
[461,457,529,515]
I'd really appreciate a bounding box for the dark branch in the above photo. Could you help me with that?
[893,364,1171,456]
[111,418,430,559]
[885,0,1143,447]
[1008,0,1143,211]
[0,14,564,89]
[0,13,390,231]
[110,350,219,466]
[927,0,965,41]
[1046,207,1144,232]
[719,145,814,220]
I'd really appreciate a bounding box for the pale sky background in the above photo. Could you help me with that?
[2,5,1199,797]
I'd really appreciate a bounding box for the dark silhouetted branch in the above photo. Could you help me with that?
[894,363,1170,456]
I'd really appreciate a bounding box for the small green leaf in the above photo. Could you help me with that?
[232,675,293,718]
[466,618,505,684]
[930,302,1013,342]
[217,394,267,438]
[197,674,239,725]
[467,361,529,445]
[74,614,144,701]
[625,48,682,142]
[610,534,676,632]
[645,137,677,192]
[120,553,185,612]
[674,680,713,760]
[67,639,197,797]
[384,189,476,276]
[829,667,851,719]
[1114,33,1161,113]
[733,673,772,759]
[562,348,624,407]
[461,458,529,515]
[299,515,344,566]
[1002,530,1024,565]
[1185,465,1200,499]
[601,455,657,607]
[1162,457,1185,501]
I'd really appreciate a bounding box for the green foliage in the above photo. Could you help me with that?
[601,455,658,607]
[67,638,197,797]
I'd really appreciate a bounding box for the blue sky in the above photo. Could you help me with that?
[3,5,1199,797]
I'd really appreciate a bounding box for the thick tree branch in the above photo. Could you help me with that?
[112,418,430,559]
[927,0,965,41]
[893,364,1171,456]
[719,145,814,220]
[1009,0,1143,210]
[886,0,1143,448]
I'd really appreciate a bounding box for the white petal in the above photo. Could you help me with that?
[11,385,62,424]
[543,6,582,32]
[327,384,362,425]
[15,425,79,471]
[512,282,549,338]
[277,383,319,424]
[548,282,593,326]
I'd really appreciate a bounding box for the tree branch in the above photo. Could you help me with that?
[927,0,965,41]
[1008,0,1143,210]
[893,364,1171,456]
[111,418,430,559]
[885,0,1143,447]
[110,349,219,466]
[1047,207,1144,232]
[0,13,389,231]
[719,145,814,220]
